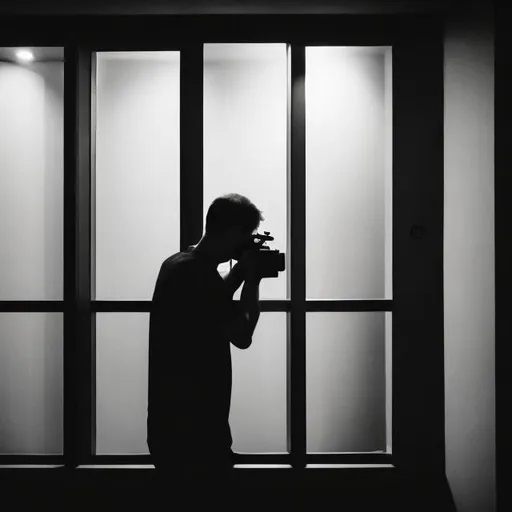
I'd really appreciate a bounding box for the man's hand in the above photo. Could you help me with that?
[238,250,262,283]
[235,250,262,349]
[222,262,245,298]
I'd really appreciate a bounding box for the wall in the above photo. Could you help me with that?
[0,1,498,511]
[444,5,495,512]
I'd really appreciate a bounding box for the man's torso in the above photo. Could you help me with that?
[147,249,235,456]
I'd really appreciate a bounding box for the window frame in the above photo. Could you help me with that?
[0,14,444,475]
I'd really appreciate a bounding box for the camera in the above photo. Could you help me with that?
[234,231,285,279]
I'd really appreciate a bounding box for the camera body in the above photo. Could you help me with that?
[236,231,285,279]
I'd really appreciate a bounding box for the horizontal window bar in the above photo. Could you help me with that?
[306,300,392,312]
[0,302,64,312]
[235,464,292,469]
[93,301,152,312]
[0,465,65,469]
[0,464,395,471]
[0,455,65,464]
[83,454,291,465]
[259,301,291,312]
[307,453,393,464]
[89,45,182,52]
[77,465,155,470]
[75,453,391,466]
[1,14,411,49]
[234,454,290,465]
[77,464,294,470]
[81,455,154,465]
[92,301,291,312]
[306,464,395,469]
[79,464,396,471]
[0,300,392,314]
[92,300,391,313]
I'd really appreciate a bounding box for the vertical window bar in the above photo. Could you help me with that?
[64,46,94,466]
[288,44,306,469]
[90,52,97,304]
[89,50,98,460]
[63,45,78,469]
[180,44,204,251]
[496,7,511,510]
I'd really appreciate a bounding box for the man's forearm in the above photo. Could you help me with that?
[223,262,261,338]
[222,262,246,298]
[240,278,261,338]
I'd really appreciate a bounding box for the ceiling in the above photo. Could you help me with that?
[0,0,454,16]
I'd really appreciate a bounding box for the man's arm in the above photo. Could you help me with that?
[222,262,246,298]
[233,276,261,349]
[222,262,261,350]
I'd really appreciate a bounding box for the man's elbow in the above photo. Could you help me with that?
[232,335,252,350]
[226,310,253,349]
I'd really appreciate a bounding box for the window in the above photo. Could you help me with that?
[92,43,392,463]
[93,51,181,301]
[0,16,444,472]
[203,43,288,300]
[0,47,64,459]
[0,313,63,455]
[0,47,64,301]
[305,46,393,456]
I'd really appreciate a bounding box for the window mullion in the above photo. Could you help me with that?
[64,45,94,468]
[289,43,306,469]
[180,43,204,252]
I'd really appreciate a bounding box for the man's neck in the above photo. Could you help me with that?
[189,238,224,267]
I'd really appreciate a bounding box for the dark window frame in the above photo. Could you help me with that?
[0,14,444,475]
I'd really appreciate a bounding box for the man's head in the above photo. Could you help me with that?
[204,193,265,263]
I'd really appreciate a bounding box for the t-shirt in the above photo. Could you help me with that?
[147,248,237,458]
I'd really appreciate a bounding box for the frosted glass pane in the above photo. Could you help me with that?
[306,312,391,453]
[204,44,288,300]
[0,313,63,454]
[96,313,149,455]
[230,313,287,453]
[97,313,287,455]
[0,55,63,300]
[306,47,393,300]
[94,52,180,300]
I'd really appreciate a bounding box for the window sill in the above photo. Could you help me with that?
[0,463,395,470]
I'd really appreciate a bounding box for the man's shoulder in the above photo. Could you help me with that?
[152,252,199,303]
[163,250,191,267]
[158,251,206,285]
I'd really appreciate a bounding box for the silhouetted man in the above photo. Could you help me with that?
[147,193,265,509]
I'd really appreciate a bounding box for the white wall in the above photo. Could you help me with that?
[304,46,392,452]
[94,52,181,301]
[305,46,392,301]
[0,314,63,454]
[444,8,495,512]
[203,43,288,301]
[0,61,63,300]
[0,60,64,454]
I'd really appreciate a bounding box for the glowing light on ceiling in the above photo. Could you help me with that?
[16,49,35,63]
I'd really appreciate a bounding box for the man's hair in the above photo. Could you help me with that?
[205,193,264,236]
